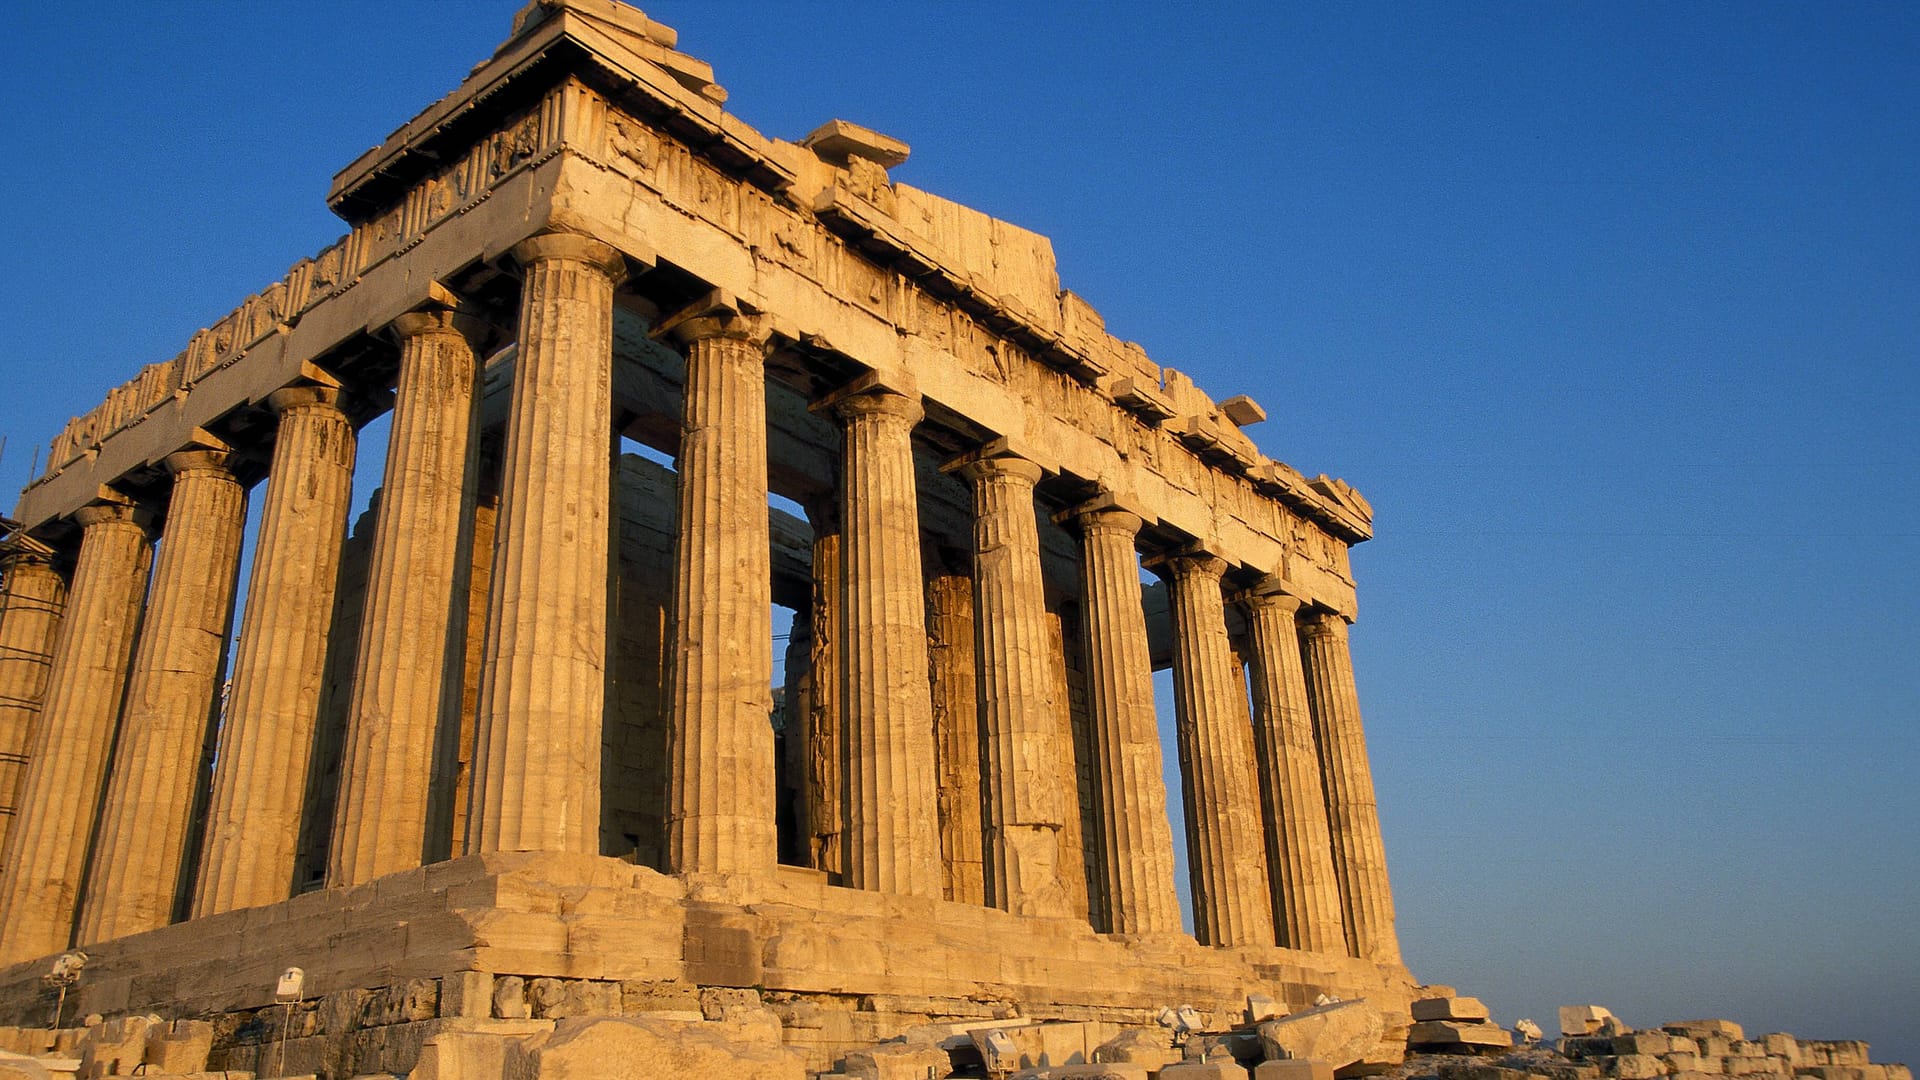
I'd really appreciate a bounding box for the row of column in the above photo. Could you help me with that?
[0,234,600,963]
[0,226,1397,968]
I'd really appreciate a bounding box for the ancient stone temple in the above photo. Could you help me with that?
[0,2,1412,1074]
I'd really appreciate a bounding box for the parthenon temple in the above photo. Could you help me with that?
[0,1,1414,1072]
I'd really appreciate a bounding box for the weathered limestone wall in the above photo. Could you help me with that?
[0,852,1415,1076]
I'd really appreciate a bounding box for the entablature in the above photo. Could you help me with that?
[14,0,1368,615]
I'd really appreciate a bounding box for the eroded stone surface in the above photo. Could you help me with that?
[1256,1000,1385,1070]
[0,5,1440,1074]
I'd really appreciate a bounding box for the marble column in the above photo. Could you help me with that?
[195,386,356,917]
[665,313,778,876]
[833,389,940,897]
[81,452,246,942]
[1241,587,1347,954]
[467,233,624,855]
[802,494,844,878]
[956,453,1072,917]
[1071,508,1181,935]
[1159,553,1275,947]
[329,308,484,887]
[0,499,152,964]
[1300,610,1400,962]
[925,555,984,905]
[0,548,66,860]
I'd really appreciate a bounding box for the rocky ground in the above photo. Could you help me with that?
[0,991,1907,1080]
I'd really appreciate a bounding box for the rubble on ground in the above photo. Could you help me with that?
[0,993,1903,1080]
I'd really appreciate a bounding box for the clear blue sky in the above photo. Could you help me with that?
[2,1,1915,1062]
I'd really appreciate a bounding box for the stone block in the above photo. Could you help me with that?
[491,977,527,1020]
[1562,1008,1617,1038]
[1413,998,1492,1023]
[1701,1038,1735,1058]
[1614,1054,1665,1079]
[0,1052,53,1080]
[77,1016,160,1080]
[509,1016,803,1080]
[1037,1022,1113,1067]
[1563,1037,1614,1060]
[1408,1021,1513,1052]
[1762,1035,1799,1063]
[1041,1066,1150,1080]
[1802,1043,1873,1067]
[1256,1001,1385,1070]
[1435,1066,1533,1080]
[618,980,702,1016]
[1186,1032,1263,1068]
[1796,1069,1888,1080]
[409,1031,523,1080]
[838,1041,950,1080]
[1255,1060,1334,1080]
[438,974,493,1020]
[1093,1029,1178,1070]
[143,1020,215,1074]
[1666,1022,1746,1042]
[1611,1033,1674,1056]
[1246,996,1283,1024]
[1159,1064,1249,1080]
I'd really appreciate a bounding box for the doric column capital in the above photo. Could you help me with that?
[1242,590,1304,617]
[0,536,58,571]
[266,384,346,415]
[509,231,628,285]
[391,306,492,346]
[669,313,781,348]
[1146,548,1227,583]
[163,449,235,477]
[832,387,922,426]
[1237,575,1304,616]
[1069,506,1143,538]
[950,451,1043,487]
[71,498,153,534]
[657,289,783,350]
[943,436,1049,486]
[1299,608,1350,640]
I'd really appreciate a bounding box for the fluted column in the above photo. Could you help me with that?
[1241,587,1346,954]
[0,549,66,859]
[81,452,246,941]
[0,500,152,963]
[1070,508,1181,935]
[1158,553,1274,947]
[195,386,356,916]
[467,233,624,855]
[832,389,940,897]
[665,311,778,876]
[1300,610,1400,962]
[803,495,844,878]
[329,308,484,886]
[955,453,1072,917]
[925,556,984,905]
